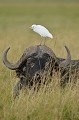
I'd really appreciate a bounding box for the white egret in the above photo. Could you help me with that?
[30,24,53,45]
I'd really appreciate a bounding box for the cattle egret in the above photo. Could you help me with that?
[30,24,53,45]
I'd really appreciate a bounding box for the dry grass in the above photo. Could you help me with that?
[0,1,79,120]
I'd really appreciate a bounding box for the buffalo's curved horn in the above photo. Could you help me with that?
[2,45,58,70]
[2,47,29,70]
[59,46,71,68]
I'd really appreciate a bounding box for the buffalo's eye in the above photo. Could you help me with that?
[30,63,35,68]
[23,67,26,72]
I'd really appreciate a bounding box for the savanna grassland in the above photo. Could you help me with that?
[0,1,79,120]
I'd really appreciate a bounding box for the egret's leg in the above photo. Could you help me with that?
[40,37,43,45]
[44,38,46,45]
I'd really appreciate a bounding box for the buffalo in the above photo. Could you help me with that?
[2,45,79,98]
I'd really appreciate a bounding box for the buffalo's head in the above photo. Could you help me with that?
[2,45,72,98]
[3,45,71,83]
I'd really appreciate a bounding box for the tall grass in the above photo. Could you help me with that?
[1,74,79,120]
[0,1,79,120]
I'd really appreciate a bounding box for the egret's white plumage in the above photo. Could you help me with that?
[30,24,53,44]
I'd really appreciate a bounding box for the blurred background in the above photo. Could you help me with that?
[0,0,79,62]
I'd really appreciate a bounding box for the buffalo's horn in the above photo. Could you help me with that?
[2,47,29,70]
[59,46,71,68]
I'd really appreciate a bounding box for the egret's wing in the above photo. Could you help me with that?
[37,25,53,38]
[34,25,50,37]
